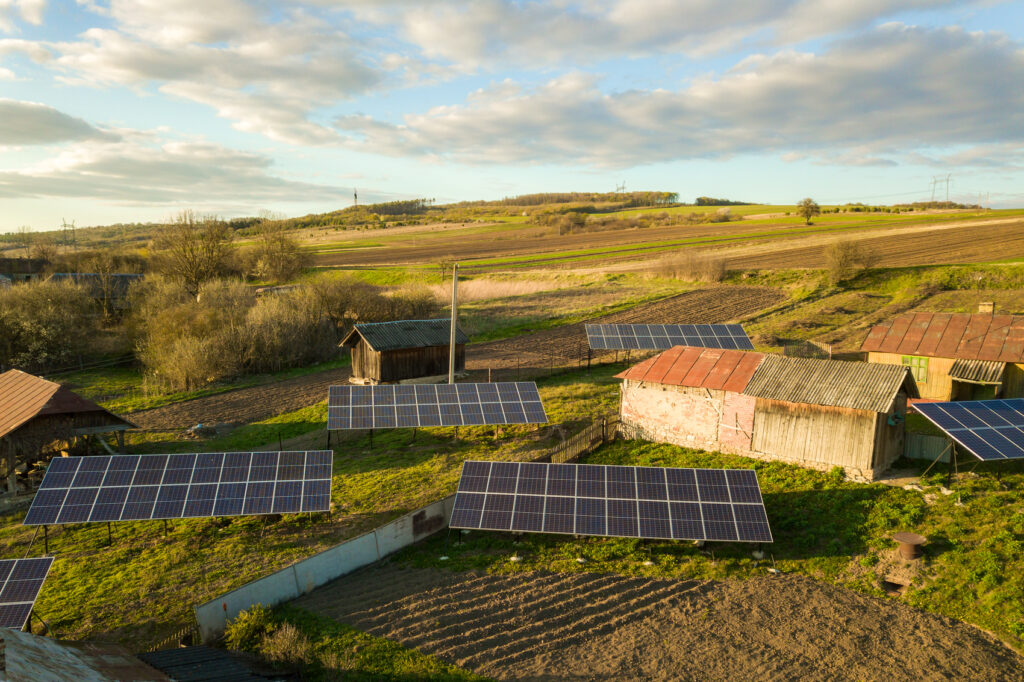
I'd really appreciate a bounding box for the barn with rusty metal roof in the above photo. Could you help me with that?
[616,347,918,481]
[340,319,469,384]
[860,309,1024,401]
[0,369,135,486]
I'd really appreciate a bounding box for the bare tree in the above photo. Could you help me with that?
[797,198,821,225]
[152,210,233,297]
[244,221,309,284]
[29,232,58,262]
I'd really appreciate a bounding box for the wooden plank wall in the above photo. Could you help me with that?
[1004,363,1024,398]
[752,398,878,471]
[351,340,466,382]
[868,351,955,400]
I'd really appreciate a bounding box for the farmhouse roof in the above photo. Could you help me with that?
[617,347,918,413]
[742,355,918,412]
[340,319,469,352]
[948,358,1005,385]
[0,369,135,440]
[860,313,1024,362]
[0,628,172,681]
[615,347,764,392]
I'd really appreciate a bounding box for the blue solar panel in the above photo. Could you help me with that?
[0,558,53,629]
[328,382,548,430]
[24,451,333,525]
[586,324,754,351]
[914,399,1024,461]
[451,461,772,543]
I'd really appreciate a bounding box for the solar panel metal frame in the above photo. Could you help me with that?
[913,399,1024,461]
[327,382,548,430]
[585,323,754,351]
[450,461,772,543]
[22,451,333,526]
[0,557,53,629]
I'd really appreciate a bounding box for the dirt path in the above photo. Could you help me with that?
[294,563,1024,681]
[296,561,1024,679]
[127,287,783,429]
[127,367,353,430]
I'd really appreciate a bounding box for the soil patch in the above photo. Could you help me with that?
[294,562,1024,681]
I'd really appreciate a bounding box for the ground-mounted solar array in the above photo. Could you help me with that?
[914,399,1024,461]
[450,461,772,542]
[327,382,548,430]
[585,324,755,351]
[23,452,333,526]
[0,558,53,629]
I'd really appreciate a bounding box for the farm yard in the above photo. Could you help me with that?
[1,200,1024,679]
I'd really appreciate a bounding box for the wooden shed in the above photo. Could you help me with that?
[0,369,135,486]
[340,319,469,384]
[861,311,1024,401]
[616,347,919,481]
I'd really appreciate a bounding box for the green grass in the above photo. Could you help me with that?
[225,604,488,680]
[60,357,351,414]
[1,363,626,650]
[397,440,1024,652]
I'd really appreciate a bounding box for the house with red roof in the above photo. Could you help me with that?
[616,347,918,481]
[860,310,1024,401]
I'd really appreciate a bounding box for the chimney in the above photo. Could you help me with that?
[977,301,994,314]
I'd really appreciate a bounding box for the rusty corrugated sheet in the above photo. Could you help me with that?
[340,319,469,352]
[615,347,764,391]
[0,369,135,440]
[861,314,1024,362]
[948,359,1006,384]
[742,355,918,412]
[0,628,172,682]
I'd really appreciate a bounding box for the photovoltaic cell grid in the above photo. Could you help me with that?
[0,558,53,629]
[585,324,754,351]
[23,452,333,526]
[914,399,1024,461]
[450,461,772,543]
[327,382,548,430]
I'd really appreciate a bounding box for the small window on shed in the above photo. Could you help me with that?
[901,355,928,383]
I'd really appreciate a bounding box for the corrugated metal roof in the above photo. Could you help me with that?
[617,347,918,413]
[0,628,172,682]
[615,347,765,391]
[743,354,918,412]
[861,313,1024,362]
[137,646,285,682]
[948,358,1005,384]
[0,369,135,440]
[340,319,469,352]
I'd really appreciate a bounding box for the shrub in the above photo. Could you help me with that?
[258,622,313,669]
[225,604,275,651]
[657,251,727,282]
[826,240,879,284]
[0,280,98,371]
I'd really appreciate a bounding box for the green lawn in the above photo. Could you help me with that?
[0,363,625,650]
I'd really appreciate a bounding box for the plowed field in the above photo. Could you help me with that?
[295,563,1024,681]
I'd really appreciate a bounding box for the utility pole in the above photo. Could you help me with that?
[930,177,939,202]
[353,188,358,207]
[945,174,952,203]
[448,263,458,384]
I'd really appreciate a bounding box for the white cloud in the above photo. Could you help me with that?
[0,123,352,205]
[0,0,45,33]
[334,24,1024,168]
[344,0,984,67]
[15,1,381,145]
[0,98,116,144]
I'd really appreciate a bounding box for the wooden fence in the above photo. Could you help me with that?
[541,416,619,464]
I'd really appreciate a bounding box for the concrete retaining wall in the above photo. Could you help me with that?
[193,494,456,643]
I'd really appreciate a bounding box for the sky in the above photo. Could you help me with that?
[1,1,1023,231]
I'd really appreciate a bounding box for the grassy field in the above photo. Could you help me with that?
[0,364,625,650]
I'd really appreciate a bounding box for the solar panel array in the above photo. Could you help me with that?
[327,382,548,430]
[0,558,53,629]
[586,324,754,350]
[23,452,333,526]
[914,399,1024,461]
[450,461,772,543]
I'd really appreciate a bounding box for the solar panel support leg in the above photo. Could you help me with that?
[369,429,373,450]
[411,427,417,444]
[106,522,112,546]
[946,446,957,489]
[163,519,169,538]
[43,525,48,555]
[326,430,331,449]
